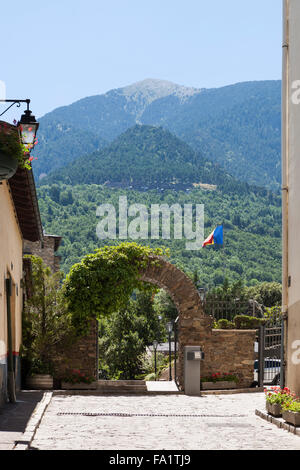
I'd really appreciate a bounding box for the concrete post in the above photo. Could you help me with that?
[184,346,201,396]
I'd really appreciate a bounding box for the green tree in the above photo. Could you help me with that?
[22,256,74,375]
[246,282,282,307]
[99,292,164,379]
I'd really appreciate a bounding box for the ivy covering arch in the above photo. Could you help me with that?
[63,242,169,335]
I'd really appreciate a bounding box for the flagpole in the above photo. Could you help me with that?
[221,221,226,283]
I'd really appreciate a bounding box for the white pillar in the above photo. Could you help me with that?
[283,0,300,395]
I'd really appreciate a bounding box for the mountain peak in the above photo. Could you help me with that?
[119,78,201,104]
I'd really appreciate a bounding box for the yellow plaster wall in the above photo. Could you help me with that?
[0,181,23,361]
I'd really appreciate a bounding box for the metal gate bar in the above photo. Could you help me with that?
[258,316,284,388]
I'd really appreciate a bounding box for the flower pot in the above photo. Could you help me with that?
[61,381,97,390]
[26,374,53,390]
[0,151,18,180]
[282,410,300,427]
[201,381,237,390]
[266,402,282,417]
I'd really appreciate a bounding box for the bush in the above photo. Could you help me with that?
[213,319,235,329]
[233,315,265,329]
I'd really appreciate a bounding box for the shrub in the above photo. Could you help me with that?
[214,319,235,329]
[233,315,265,329]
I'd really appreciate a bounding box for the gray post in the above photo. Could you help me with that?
[258,325,265,388]
[184,346,201,396]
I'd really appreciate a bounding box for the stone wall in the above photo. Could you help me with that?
[52,320,99,383]
[24,235,61,273]
[177,315,256,389]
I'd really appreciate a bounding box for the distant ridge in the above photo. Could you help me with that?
[35,79,281,189]
[41,124,262,197]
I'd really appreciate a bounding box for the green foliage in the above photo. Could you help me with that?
[153,290,178,325]
[27,358,53,375]
[212,315,264,330]
[206,279,282,322]
[62,242,169,335]
[98,291,166,379]
[200,372,239,383]
[233,315,265,329]
[282,399,300,412]
[246,282,282,307]
[37,184,282,288]
[35,80,281,188]
[62,369,94,384]
[22,255,75,375]
[139,352,170,381]
[213,319,235,329]
[34,120,106,177]
[207,279,248,303]
[264,306,282,324]
[41,125,250,193]
[266,388,294,406]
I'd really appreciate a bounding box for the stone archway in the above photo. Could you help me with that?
[140,256,211,389]
[54,255,256,391]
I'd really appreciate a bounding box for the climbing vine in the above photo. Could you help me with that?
[62,242,169,335]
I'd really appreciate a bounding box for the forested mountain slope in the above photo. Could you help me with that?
[35,79,281,189]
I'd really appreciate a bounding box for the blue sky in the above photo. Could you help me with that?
[1,0,282,119]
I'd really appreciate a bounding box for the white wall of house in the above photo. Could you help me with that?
[283,0,300,395]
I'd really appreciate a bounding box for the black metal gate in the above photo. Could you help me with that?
[257,312,284,388]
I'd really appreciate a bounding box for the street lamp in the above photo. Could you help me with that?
[0,99,39,148]
[153,340,158,381]
[166,321,173,381]
[18,107,39,147]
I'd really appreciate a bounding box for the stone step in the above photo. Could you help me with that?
[96,380,147,393]
[97,386,147,392]
[96,390,148,394]
[97,380,146,386]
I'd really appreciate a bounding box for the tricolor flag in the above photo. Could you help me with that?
[202,225,223,247]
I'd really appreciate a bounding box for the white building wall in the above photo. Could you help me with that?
[284,0,300,394]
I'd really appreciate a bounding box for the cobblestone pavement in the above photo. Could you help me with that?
[31,392,300,450]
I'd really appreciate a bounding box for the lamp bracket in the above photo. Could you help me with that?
[0,99,30,118]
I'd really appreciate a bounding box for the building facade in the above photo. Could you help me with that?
[283,0,300,395]
[0,121,43,406]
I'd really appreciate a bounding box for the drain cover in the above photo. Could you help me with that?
[57,412,247,418]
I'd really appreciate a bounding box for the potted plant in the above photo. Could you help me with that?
[0,122,33,180]
[200,372,239,390]
[61,369,97,390]
[282,398,300,426]
[265,387,293,417]
[25,359,54,390]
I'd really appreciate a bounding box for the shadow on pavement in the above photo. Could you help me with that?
[0,391,43,433]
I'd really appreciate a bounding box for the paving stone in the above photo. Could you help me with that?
[31,392,300,450]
